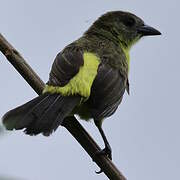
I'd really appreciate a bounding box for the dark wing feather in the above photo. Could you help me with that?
[48,46,84,86]
[88,63,127,120]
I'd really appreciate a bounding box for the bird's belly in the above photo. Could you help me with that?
[86,63,127,120]
[74,102,92,121]
[73,78,126,121]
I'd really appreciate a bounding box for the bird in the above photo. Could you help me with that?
[2,11,161,161]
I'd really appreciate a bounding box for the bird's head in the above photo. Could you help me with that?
[86,11,161,49]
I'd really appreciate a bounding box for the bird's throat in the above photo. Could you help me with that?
[120,44,130,72]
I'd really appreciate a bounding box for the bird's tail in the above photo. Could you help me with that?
[2,94,81,136]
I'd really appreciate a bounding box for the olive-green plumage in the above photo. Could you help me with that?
[2,11,161,160]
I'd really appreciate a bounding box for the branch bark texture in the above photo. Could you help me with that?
[0,33,126,180]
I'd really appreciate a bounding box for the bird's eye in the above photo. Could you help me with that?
[123,17,135,27]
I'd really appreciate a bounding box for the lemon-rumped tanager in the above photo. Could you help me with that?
[2,11,161,160]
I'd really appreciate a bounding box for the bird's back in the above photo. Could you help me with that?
[63,36,130,121]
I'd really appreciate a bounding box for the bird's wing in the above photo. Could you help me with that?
[88,63,127,120]
[44,47,100,98]
[48,47,84,87]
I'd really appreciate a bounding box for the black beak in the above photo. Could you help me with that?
[137,24,161,36]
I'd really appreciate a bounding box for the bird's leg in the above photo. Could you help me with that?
[94,120,112,174]
[94,120,112,160]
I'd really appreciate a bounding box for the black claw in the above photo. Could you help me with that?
[95,168,103,174]
[94,147,112,174]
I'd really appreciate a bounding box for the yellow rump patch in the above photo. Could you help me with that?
[43,52,100,99]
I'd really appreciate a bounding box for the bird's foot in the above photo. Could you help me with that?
[96,146,112,160]
[94,146,112,174]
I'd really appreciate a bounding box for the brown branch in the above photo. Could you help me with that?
[0,33,127,180]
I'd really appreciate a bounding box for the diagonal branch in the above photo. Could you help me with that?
[0,33,126,180]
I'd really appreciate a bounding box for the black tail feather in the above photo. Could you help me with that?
[50,96,82,133]
[2,94,81,136]
[24,95,64,135]
[15,94,51,130]
[2,94,48,130]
